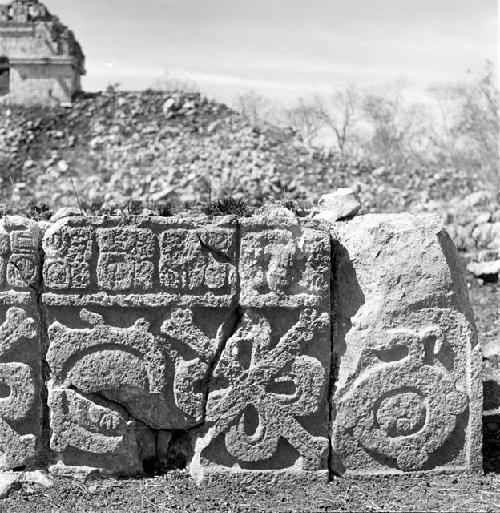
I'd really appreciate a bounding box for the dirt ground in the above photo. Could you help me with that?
[2,268,499,513]
[1,471,500,513]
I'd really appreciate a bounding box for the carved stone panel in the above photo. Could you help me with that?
[43,216,237,307]
[42,215,238,475]
[333,315,476,473]
[191,308,331,483]
[191,214,332,483]
[331,214,482,474]
[0,215,39,291]
[0,216,42,470]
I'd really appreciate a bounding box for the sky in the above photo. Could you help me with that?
[42,0,498,103]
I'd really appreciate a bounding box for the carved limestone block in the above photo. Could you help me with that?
[42,216,238,474]
[192,309,331,483]
[331,214,482,474]
[0,215,40,290]
[48,387,155,477]
[0,216,42,470]
[191,213,331,483]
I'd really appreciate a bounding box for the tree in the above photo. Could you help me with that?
[429,62,499,191]
[281,98,322,146]
[312,85,359,158]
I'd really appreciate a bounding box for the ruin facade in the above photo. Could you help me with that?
[0,0,85,105]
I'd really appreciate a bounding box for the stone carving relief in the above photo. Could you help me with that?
[43,225,93,290]
[334,323,470,472]
[0,307,40,470]
[159,228,236,295]
[239,212,330,308]
[192,308,331,478]
[47,306,230,431]
[0,218,39,290]
[43,218,237,304]
[97,228,155,291]
[0,212,482,479]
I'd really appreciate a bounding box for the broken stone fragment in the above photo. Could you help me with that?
[48,387,155,477]
[315,188,361,222]
[41,215,238,476]
[50,207,82,223]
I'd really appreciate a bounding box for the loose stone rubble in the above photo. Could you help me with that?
[0,207,485,484]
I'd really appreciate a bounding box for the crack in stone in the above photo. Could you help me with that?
[32,230,52,468]
[197,221,242,426]
[196,232,233,264]
[328,236,340,479]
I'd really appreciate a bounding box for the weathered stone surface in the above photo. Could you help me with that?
[0,209,484,480]
[48,387,155,477]
[0,216,42,470]
[239,209,330,308]
[46,307,233,430]
[42,216,238,475]
[330,214,482,475]
[191,213,332,483]
[43,216,237,306]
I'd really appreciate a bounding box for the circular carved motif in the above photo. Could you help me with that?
[338,340,468,471]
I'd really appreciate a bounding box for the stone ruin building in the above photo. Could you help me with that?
[0,0,85,105]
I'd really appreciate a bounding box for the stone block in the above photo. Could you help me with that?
[191,212,332,483]
[0,216,42,470]
[239,209,330,308]
[42,216,238,475]
[331,214,482,475]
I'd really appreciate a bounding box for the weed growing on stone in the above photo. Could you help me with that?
[204,196,252,217]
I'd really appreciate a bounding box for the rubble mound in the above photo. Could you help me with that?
[0,90,490,212]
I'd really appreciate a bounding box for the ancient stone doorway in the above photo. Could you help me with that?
[0,57,10,96]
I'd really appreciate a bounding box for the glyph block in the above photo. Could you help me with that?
[330,214,482,475]
[0,216,39,290]
[42,216,238,474]
[0,217,42,470]
[191,212,332,483]
[239,210,330,308]
[43,216,237,307]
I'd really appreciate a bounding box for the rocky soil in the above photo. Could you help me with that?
[2,472,500,512]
